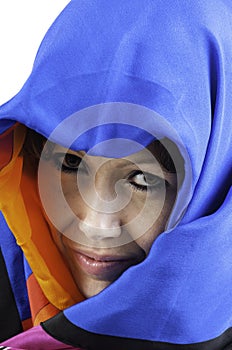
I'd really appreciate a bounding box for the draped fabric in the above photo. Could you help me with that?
[0,0,232,348]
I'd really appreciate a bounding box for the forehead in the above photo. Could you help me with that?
[51,140,172,176]
[54,139,164,161]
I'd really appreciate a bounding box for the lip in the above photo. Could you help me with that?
[71,248,138,279]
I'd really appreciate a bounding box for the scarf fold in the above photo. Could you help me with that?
[0,0,231,347]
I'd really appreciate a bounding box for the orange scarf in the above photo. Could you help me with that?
[0,124,84,327]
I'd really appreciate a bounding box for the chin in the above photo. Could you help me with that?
[79,279,112,298]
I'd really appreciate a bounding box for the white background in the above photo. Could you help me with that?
[0,1,70,105]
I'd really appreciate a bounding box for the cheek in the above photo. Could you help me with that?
[38,161,82,232]
[134,214,166,255]
[49,231,78,277]
[133,190,177,255]
[61,176,83,213]
[123,190,166,242]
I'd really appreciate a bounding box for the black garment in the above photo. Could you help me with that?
[0,249,22,342]
[43,312,232,350]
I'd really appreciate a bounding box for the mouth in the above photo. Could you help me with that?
[71,248,140,279]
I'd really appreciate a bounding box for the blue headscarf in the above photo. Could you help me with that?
[0,0,232,347]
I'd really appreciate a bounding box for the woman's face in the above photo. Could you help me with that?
[40,141,179,298]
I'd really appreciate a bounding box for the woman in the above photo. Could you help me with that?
[0,0,232,349]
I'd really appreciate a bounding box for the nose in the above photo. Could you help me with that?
[79,207,122,241]
[76,161,126,241]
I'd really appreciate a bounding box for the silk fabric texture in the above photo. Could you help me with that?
[0,0,231,346]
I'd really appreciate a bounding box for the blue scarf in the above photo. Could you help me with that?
[0,0,231,347]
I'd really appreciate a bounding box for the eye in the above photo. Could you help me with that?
[128,170,165,192]
[63,154,81,169]
[53,152,82,174]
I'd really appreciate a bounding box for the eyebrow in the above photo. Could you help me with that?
[53,148,167,172]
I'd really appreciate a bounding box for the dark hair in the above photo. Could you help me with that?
[22,128,46,160]
[22,128,184,174]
